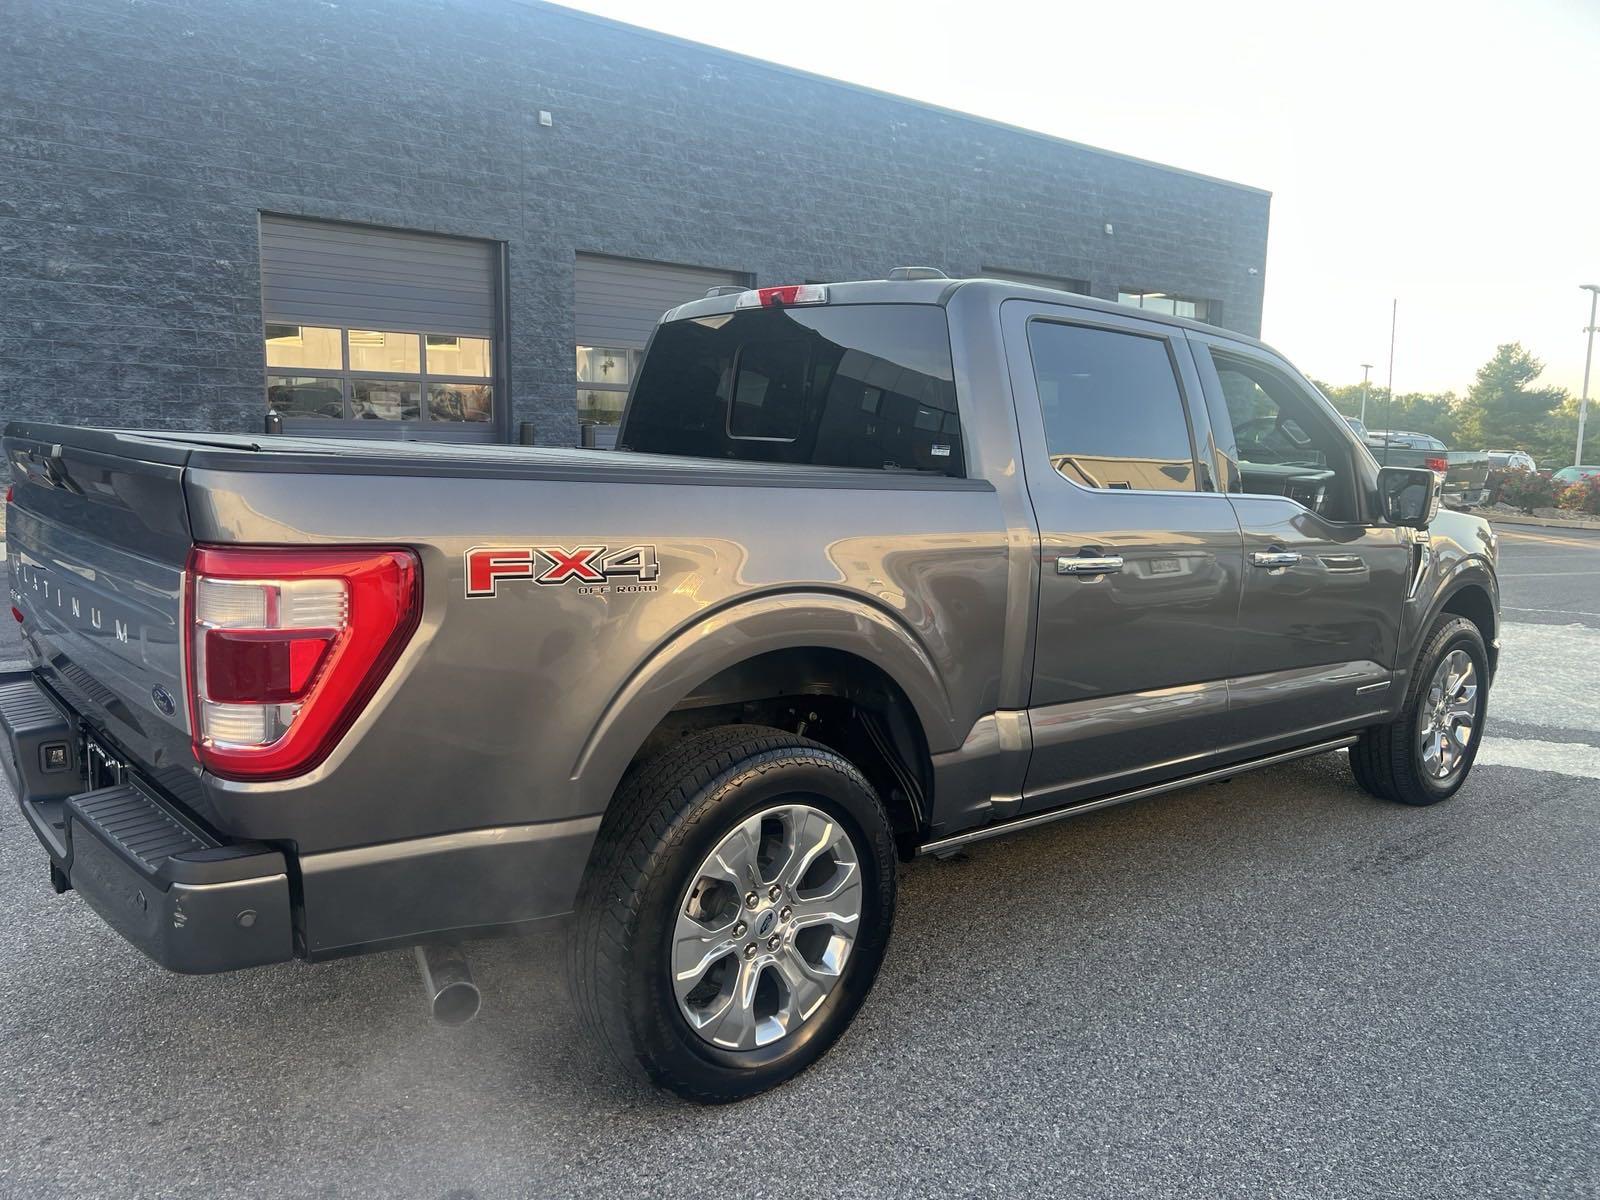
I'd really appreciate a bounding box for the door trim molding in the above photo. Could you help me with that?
[917,735,1358,856]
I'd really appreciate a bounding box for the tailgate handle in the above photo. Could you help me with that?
[38,444,84,495]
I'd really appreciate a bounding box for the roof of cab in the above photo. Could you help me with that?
[660,276,1275,353]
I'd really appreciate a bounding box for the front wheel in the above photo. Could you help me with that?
[568,725,897,1102]
[1350,614,1489,805]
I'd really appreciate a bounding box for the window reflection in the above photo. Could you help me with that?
[267,375,343,418]
[352,378,420,421]
[427,383,492,422]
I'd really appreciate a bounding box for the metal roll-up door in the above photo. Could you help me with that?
[574,255,747,446]
[260,215,502,442]
[575,255,748,348]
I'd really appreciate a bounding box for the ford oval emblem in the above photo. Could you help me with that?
[151,685,177,717]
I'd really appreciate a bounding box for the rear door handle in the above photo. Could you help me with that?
[1250,550,1301,568]
[1058,555,1124,576]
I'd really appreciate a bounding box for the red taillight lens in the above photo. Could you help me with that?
[184,546,421,780]
[5,485,12,505]
[203,628,336,704]
[1425,455,1448,474]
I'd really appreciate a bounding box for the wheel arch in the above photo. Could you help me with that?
[571,591,958,843]
[1432,569,1500,681]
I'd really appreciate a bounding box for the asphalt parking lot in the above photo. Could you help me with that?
[1,525,1596,1199]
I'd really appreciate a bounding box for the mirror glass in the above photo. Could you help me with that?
[1378,466,1438,528]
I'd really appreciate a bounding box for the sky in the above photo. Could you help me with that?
[559,0,1600,398]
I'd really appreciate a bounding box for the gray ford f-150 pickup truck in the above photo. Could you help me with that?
[3,275,1500,1102]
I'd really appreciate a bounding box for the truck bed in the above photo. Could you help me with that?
[5,423,990,491]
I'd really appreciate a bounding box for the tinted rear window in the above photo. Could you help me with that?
[619,304,963,475]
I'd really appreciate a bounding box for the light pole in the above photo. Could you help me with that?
[1359,362,1374,428]
[1579,284,1600,468]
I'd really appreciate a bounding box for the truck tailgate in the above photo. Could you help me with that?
[5,431,196,780]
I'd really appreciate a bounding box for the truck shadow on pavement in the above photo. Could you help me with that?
[4,750,1590,1197]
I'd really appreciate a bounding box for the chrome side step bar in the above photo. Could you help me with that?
[916,736,1359,857]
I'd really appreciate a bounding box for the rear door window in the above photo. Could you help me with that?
[620,304,963,475]
[1027,320,1197,492]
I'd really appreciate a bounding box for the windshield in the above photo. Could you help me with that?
[620,304,963,475]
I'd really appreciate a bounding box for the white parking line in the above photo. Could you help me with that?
[1494,623,1600,734]
[1498,570,1600,578]
[1474,622,1600,779]
[1477,737,1600,779]
[1503,606,1600,618]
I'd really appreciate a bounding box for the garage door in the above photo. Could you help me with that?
[260,215,503,442]
[575,254,747,443]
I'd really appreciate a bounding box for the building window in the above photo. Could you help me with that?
[264,325,492,423]
[1118,291,1213,323]
[575,344,640,426]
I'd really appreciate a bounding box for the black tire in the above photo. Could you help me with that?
[567,724,897,1102]
[1350,614,1489,806]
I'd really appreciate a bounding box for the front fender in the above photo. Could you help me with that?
[570,590,961,817]
[1396,512,1500,697]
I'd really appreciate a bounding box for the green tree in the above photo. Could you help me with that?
[1312,378,1460,443]
[1454,343,1567,453]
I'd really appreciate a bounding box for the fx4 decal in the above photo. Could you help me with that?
[465,544,661,597]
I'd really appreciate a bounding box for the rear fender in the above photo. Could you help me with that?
[571,591,958,817]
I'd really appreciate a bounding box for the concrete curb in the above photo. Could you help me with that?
[1478,511,1600,533]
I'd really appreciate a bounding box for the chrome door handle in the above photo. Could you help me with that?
[1058,555,1124,576]
[1250,550,1301,568]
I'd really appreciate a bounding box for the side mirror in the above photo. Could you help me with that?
[1378,465,1440,529]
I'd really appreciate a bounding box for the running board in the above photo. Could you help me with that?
[916,735,1358,857]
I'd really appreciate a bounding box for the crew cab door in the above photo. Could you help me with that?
[1188,333,1411,758]
[1001,301,1244,812]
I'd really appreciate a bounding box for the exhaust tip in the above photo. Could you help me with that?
[414,943,481,1026]
[431,978,481,1026]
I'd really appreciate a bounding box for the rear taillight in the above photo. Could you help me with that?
[1425,455,1448,474]
[735,284,828,308]
[184,546,421,780]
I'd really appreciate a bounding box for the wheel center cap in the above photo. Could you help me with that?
[756,909,778,938]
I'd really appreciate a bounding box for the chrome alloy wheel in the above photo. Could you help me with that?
[1417,648,1479,780]
[672,803,863,1051]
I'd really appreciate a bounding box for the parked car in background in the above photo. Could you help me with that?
[1366,430,1491,509]
[1552,465,1600,486]
[1343,415,1370,439]
[1487,450,1536,473]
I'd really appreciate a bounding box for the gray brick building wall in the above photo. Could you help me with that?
[0,0,1270,446]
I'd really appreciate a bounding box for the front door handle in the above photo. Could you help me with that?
[1058,555,1124,576]
[1250,550,1302,568]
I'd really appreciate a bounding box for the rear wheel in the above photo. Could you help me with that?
[1350,614,1488,805]
[568,725,896,1102]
